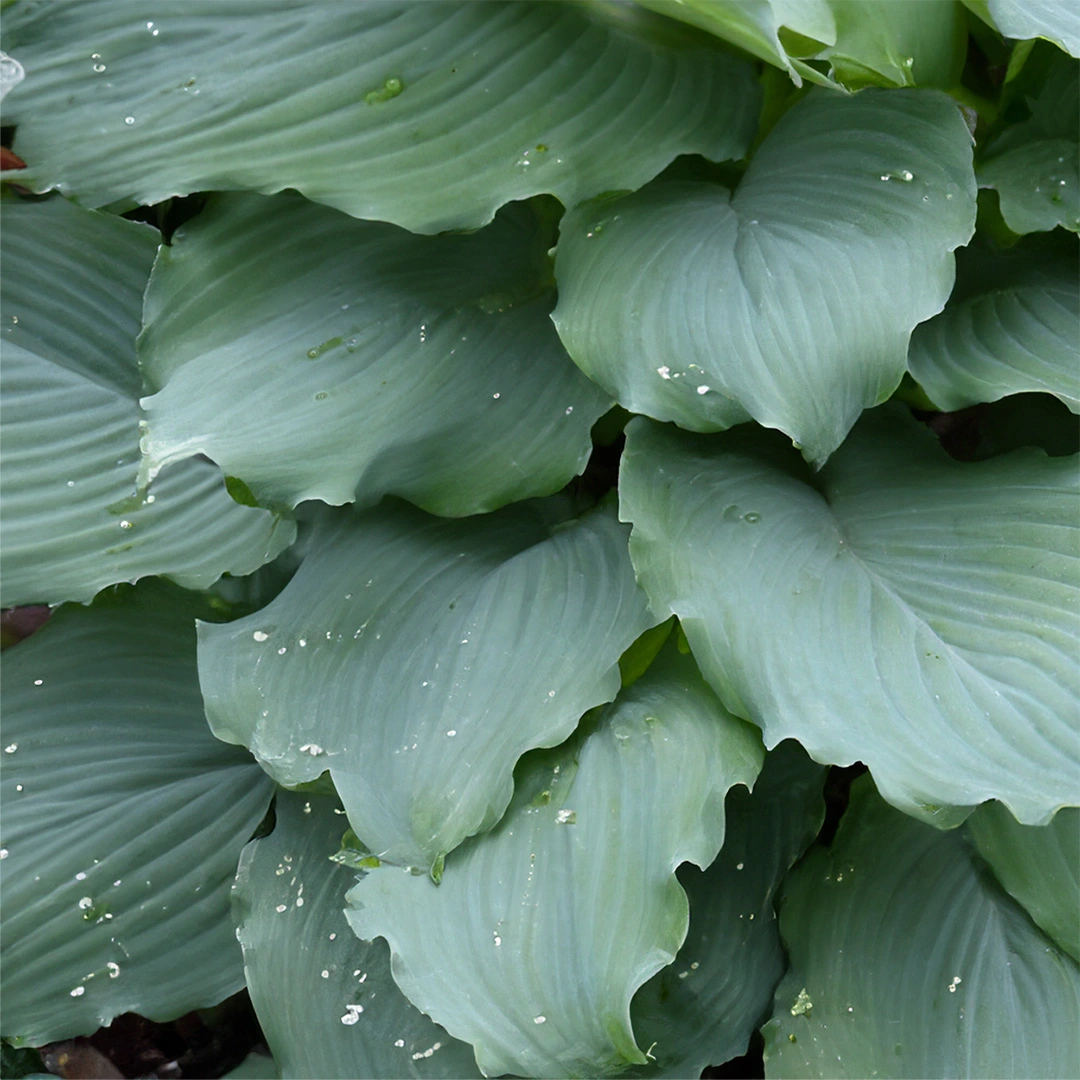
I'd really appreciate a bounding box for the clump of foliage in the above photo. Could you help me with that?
[1,3,1077,1078]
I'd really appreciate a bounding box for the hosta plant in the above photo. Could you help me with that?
[1,2,1078,1078]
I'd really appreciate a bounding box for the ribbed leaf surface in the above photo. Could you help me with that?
[139,193,609,513]
[0,584,274,1046]
[762,778,1080,1079]
[0,197,294,607]
[200,498,655,873]
[1,0,759,233]
[233,793,481,1079]
[346,644,763,1078]
[619,407,1080,826]
[553,89,976,466]
[908,237,1080,412]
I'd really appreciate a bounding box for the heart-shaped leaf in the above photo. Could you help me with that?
[233,792,481,1078]
[139,193,610,514]
[0,197,294,607]
[0,582,274,1046]
[199,498,655,874]
[762,777,1080,1079]
[346,642,763,1078]
[1,0,759,233]
[553,89,976,466]
[619,406,1080,826]
[908,236,1080,412]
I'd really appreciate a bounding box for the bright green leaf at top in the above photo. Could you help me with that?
[0,197,295,608]
[553,89,976,467]
[908,235,1080,413]
[968,803,1080,961]
[625,741,826,1079]
[199,497,655,874]
[1,0,760,234]
[762,778,1080,1079]
[139,193,610,515]
[636,0,965,89]
[978,49,1079,233]
[0,582,274,1046]
[233,792,481,1078]
[964,0,1080,58]
[619,406,1080,827]
[345,642,763,1079]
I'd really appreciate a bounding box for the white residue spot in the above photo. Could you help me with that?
[70,986,86,997]
[33,679,43,686]
[493,933,502,946]
[565,406,573,415]
[657,366,671,379]
[253,631,269,642]
[678,970,689,979]
[124,116,135,126]
[78,897,93,910]
[696,385,709,395]
[446,729,457,737]
[15,785,22,792]
[492,392,501,399]
[395,1039,405,1048]
[0,849,8,860]
[299,638,307,647]
[4,744,16,753]
[533,1015,546,1025]
[329,932,336,940]
[277,646,287,655]
[113,880,122,887]
[948,975,962,993]
[275,904,287,913]
[76,872,87,881]
[295,897,304,907]
[736,862,744,870]
[299,744,325,756]
[690,961,699,970]
[341,1004,364,1025]
[321,969,330,979]
[547,690,556,698]
[555,809,576,825]
[107,962,121,978]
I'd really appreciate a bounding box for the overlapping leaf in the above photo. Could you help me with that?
[964,0,1080,58]
[553,89,976,466]
[0,583,274,1046]
[907,236,1080,412]
[619,406,1080,826]
[346,643,764,1078]
[199,498,655,873]
[638,0,965,89]
[0,197,294,607]
[1,0,759,233]
[762,778,1080,1079]
[625,741,826,1079]
[977,49,1079,233]
[139,193,610,514]
[968,803,1080,961]
[233,792,481,1078]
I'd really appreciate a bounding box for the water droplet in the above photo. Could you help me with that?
[107,962,120,978]
[70,986,85,997]
[446,729,457,737]
[124,116,135,126]
[321,969,330,979]
[119,520,133,530]
[78,897,93,910]
[0,50,25,98]
[696,385,709,395]
[4,744,16,753]
[564,406,573,415]
[275,904,287,913]
[341,1004,364,1025]
[75,871,87,881]
[900,170,914,181]
[493,933,502,946]
[736,862,744,870]
[299,744,325,756]
[492,392,500,399]
[253,631,269,642]
[0,849,8,860]
[556,809,576,824]
[93,61,106,72]
[395,1039,405,1048]
[743,512,761,524]
[277,646,287,655]
[657,366,671,379]
[295,897,304,907]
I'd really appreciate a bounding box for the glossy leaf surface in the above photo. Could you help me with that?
[554,89,976,465]
[966,0,1080,57]
[762,778,1080,1079]
[233,792,481,1078]
[1,0,759,233]
[620,407,1080,826]
[908,237,1080,412]
[968,802,1080,961]
[139,193,609,514]
[0,197,294,607]
[0,584,274,1045]
[200,498,655,873]
[346,644,763,1078]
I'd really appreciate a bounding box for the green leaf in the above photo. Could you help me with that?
[0,197,295,608]
[200,498,655,874]
[977,50,1079,233]
[908,236,1080,412]
[1,1,759,234]
[762,777,1080,1079]
[553,89,976,466]
[139,193,610,514]
[625,740,826,1079]
[637,0,965,89]
[968,803,1080,961]
[964,0,1080,58]
[233,792,481,1078]
[345,642,764,1079]
[0,582,274,1046]
[619,406,1080,827]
